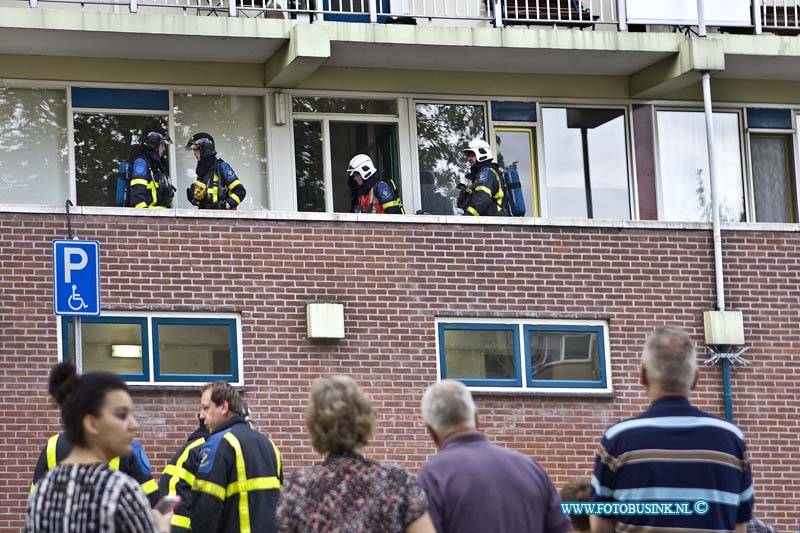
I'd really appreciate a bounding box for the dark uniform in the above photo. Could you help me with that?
[158,422,209,532]
[130,143,174,209]
[353,177,404,214]
[31,432,159,506]
[191,416,282,533]
[458,160,506,216]
[190,159,246,210]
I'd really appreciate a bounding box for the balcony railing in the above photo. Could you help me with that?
[761,0,800,31]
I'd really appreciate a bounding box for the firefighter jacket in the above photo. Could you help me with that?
[191,416,282,533]
[130,147,175,209]
[459,160,506,216]
[353,177,404,214]
[189,158,246,210]
[31,432,159,505]
[158,422,209,532]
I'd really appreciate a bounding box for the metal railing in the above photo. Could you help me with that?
[502,0,617,27]
[761,0,800,31]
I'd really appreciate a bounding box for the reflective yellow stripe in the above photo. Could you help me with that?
[130,179,149,187]
[195,479,226,500]
[171,514,191,529]
[227,179,241,191]
[165,437,205,497]
[226,476,281,497]
[271,440,281,483]
[467,206,480,216]
[223,432,251,533]
[229,193,241,204]
[141,478,158,495]
[134,202,148,208]
[108,456,120,471]
[474,185,493,196]
[489,168,505,210]
[46,434,59,470]
[30,483,35,493]
[381,200,402,208]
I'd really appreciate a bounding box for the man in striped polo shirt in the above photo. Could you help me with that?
[591,326,754,533]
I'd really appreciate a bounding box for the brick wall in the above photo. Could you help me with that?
[2,213,798,531]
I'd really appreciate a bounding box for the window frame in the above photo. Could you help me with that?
[435,318,612,394]
[58,311,243,386]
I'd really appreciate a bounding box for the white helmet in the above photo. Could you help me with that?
[463,139,493,163]
[346,154,377,180]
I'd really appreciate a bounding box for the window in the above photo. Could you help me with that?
[416,103,486,215]
[495,127,538,217]
[60,313,241,385]
[292,97,401,213]
[541,107,631,220]
[656,110,745,222]
[745,109,796,223]
[0,87,69,205]
[174,94,268,210]
[437,320,611,393]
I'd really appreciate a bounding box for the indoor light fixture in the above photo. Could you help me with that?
[111,344,142,358]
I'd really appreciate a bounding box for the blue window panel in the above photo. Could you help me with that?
[438,323,522,387]
[72,87,169,111]
[60,316,150,382]
[152,317,239,383]
[746,108,792,130]
[491,101,537,123]
[524,324,607,389]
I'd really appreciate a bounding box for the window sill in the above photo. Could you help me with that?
[468,387,616,398]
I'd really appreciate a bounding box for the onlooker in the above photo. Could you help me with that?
[560,479,592,533]
[591,326,754,533]
[417,380,571,533]
[456,139,506,216]
[26,362,171,533]
[191,382,282,533]
[185,133,247,210]
[347,154,405,214]
[276,376,434,533]
[419,170,453,215]
[31,432,159,506]
[130,131,175,208]
[157,416,209,532]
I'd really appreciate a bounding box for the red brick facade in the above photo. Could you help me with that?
[2,212,798,530]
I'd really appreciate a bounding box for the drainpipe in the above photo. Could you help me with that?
[697,0,733,422]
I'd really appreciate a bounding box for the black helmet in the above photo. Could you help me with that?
[186,132,216,158]
[143,131,170,151]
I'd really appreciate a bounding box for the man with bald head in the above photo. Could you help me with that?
[591,326,753,533]
[417,380,571,533]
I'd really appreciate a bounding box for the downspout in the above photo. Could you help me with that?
[697,0,733,422]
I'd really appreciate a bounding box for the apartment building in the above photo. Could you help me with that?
[2,0,799,528]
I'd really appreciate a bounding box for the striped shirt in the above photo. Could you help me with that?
[26,463,159,533]
[591,396,753,533]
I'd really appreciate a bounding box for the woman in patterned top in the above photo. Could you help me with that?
[276,376,435,533]
[26,362,173,533]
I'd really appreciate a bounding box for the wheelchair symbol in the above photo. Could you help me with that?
[67,284,89,311]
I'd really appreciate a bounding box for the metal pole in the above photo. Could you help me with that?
[368,0,377,22]
[580,127,594,219]
[75,317,83,374]
[696,0,706,35]
[494,0,502,27]
[616,0,626,31]
[702,74,724,313]
[753,0,762,34]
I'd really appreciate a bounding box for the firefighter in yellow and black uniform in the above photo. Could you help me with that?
[185,133,247,210]
[192,382,281,533]
[31,432,159,506]
[130,131,176,209]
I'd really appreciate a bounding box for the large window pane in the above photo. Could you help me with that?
[156,322,232,376]
[542,107,630,220]
[174,94,267,210]
[416,103,485,215]
[74,114,167,207]
[656,111,745,222]
[294,120,325,212]
[442,328,516,381]
[529,330,600,382]
[750,134,795,223]
[0,88,68,205]
[66,319,146,377]
[293,97,397,115]
[495,127,536,217]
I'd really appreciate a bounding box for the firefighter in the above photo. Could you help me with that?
[158,417,209,532]
[31,432,159,506]
[191,382,282,533]
[185,133,246,210]
[347,153,404,214]
[457,139,506,216]
[130,131,176,209]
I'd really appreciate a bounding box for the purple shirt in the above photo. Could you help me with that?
[417,432,571,533]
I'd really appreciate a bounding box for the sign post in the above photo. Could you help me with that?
[53,240,101,373]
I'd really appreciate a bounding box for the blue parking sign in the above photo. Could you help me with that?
[53,240,101,316]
